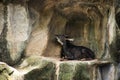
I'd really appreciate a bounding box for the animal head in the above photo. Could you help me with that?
[55,35,74,45]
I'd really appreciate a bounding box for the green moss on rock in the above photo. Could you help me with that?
[73,63,90,80]
[58,62,91,80]
[24,62,56,80]
[59,63,75,80]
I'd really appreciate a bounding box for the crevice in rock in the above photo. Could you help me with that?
[99,64,115,80]
[115,12,120,63]
[0,1,27,66]
[0,1,13,65]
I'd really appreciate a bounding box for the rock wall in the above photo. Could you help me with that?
[0,1,31,65]
[0,0,119,80]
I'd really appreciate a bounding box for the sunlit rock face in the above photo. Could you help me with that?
[0,62,24,80]
[0,1,31,65]
[7,4,31,65]
[25,8,51,57]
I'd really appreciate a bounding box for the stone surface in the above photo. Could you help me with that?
[24,61,55,80]
[115,2,120,63]
[0,57,116,80]
[0,2,31,65]
[0,3,13,65]
[58,62,91,80]
[0,62,23,80]
[7,4,31,64]
[0,0,119,80]
[54,0,115,60]
[0,62,12,80]
[0,4,4,35]
[116,64,120,80]
[26,0,116,60]
[25,9,51,57]
[18,56,114,80]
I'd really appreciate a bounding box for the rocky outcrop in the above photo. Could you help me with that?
[0,0,119,80]
[0,1,31,65]
[0,56,116,80]
[0,62,23,80]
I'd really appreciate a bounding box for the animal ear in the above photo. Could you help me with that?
[66,38,74,41]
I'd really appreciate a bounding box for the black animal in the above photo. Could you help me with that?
[55,35,95,60]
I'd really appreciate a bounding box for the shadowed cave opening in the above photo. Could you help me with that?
[41,11,104,60]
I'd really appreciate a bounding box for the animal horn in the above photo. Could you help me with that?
[66,38,74,41]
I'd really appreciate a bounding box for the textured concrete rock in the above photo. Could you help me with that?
[18,56,114,80]
[99,64,115,80]
[19,56,56,80]
[0,57,116,80]
[0,62,12,80]
[116,64,120,80]
[7,4,31,64]
[24,62,55,80]
[115,0,120,63]
[0,0,119,80]
[0,3,14,65]
[25,9,52,57]
[0,4,4,34]
[0,62,23,80]
[27,0,116,59]
[58,62,91,80]
[0,2,31,65]
[58,60,115,80]
[54,0,115,60]
[26,0,116,60]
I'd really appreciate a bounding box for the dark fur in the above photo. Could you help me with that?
[56,35,95,60]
